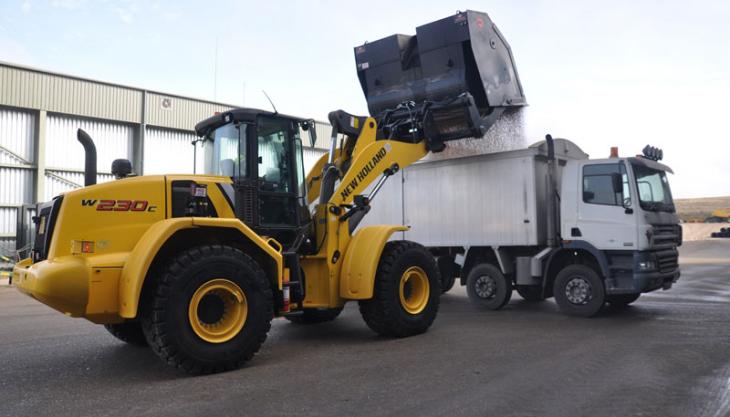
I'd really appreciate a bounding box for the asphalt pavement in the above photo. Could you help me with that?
[1,240,729,417]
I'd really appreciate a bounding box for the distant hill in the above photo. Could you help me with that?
[674,196,730,222]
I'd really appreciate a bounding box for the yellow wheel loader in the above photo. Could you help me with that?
[12,10,526,373]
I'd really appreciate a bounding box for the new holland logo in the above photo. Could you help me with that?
[339,145,389,200]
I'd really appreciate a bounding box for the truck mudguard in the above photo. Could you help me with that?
[547,240,610,279]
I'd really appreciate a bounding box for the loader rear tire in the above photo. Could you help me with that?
[104,322,148,346]
[359,241,440,337]
[141,245,273,374]
[284,308,343,324]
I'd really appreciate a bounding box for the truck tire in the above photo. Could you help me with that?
[359,241,440,337]
[516,285,545,302]
[553,264,605,317]
[437,256,457,293]
[466,263,512,310]
[607,293,640,307]
[104,322,148,346]
[284,308,343,324]
[141,245,273,374]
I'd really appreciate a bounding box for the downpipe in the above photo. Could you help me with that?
[76,128,97,186]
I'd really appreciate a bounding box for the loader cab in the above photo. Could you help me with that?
[196,109,316,247]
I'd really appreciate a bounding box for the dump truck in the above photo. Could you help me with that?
[12,10,526,373]
[363,140,682,316]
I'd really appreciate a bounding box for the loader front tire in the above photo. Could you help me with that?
[104,322,148,346]
[359,241,440,337]
[141,245,273,374]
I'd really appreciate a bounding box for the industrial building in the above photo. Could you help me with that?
[0,61,329,255]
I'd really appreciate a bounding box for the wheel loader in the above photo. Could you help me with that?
[12,10,526,373]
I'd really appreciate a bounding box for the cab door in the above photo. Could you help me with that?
[255,116,302,241]
[576,161,638,250]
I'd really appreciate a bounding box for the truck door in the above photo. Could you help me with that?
[576,162,638,250]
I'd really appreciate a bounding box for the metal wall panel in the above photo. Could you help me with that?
[0,207,17,236]
[46,114,133,172]
[146,93,232,132]
[144,128,196,174]
[0,108,35,164]
[0,64,142,124]
[0,167,33,204]
[302,147,326,174]
[0,238,15,255]
[44,170,114,201]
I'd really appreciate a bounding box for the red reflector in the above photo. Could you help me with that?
[81,241,94,253]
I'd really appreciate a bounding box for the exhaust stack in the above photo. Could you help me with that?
[76,128,97,186]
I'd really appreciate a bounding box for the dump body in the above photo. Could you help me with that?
[363,139,587,246]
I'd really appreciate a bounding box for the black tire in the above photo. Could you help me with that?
[607,293,640,307]
[516,285,545,302]
[141,245,273,374]
[284,308,343,324]
[466,263,512,310]
[359,241,440,337]
[437,256,457,293]
[104,322,148,346]
[553,264,605,317]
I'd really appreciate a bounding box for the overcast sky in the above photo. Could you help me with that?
[1,0,729,198]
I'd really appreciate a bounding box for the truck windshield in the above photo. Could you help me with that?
[632,164,675,212]
[202,122,246,177]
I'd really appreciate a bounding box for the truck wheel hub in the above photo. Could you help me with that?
[475,275,497,299]
[399,266,430,314]
[188,279,248,344]
[565,277,592,305]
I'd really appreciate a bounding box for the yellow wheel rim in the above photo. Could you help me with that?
[188,279,247,344]
[398,266,430,314]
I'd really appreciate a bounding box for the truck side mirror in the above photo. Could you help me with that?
[302,120,317,148]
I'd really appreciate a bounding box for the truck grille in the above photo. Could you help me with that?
[656,249,679,273]
[652,224,681,247]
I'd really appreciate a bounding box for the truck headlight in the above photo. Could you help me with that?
[637,261,656,271]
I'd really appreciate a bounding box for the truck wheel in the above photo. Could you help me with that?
[437,256,457,293]
[607,293,640,307]
[141,245,273,374]
[104,322,148,346]
[516,285,545,302]
[359,241,440,337]
[553,264,605,317]
[466,263,512,310]
[285,308,343,324]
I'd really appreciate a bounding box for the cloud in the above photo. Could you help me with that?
[0,36,34,64]
[21,1,31,13]
[50,0,87,10]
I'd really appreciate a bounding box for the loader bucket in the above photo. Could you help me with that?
[354,10,526,147]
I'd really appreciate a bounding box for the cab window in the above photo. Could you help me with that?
[257,117,291,193]
[582,163,630,206]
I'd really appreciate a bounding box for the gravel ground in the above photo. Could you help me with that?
[0,240,728,417]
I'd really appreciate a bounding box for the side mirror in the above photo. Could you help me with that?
[302,119,317,148]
